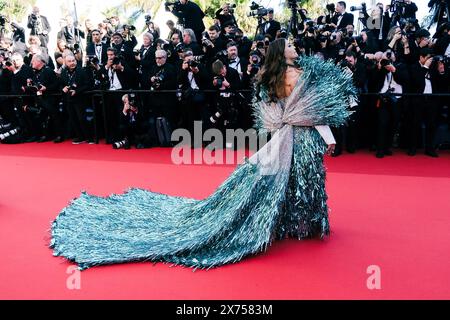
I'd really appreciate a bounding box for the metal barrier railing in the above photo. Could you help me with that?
[1,90,449,144]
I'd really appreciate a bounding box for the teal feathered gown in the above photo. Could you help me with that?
[50,56,356,270]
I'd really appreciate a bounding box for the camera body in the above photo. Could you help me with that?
[380,87,398,104]
[87,55,99,65]
[25,79,43,95]
[151,70,165,89]
[144,14,152,25]
[214,75,225,88]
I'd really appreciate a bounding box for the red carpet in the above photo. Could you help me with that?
[1,142,449,299]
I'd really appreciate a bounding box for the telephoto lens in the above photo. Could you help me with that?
[113,139,130,149]
[0,128,19,141]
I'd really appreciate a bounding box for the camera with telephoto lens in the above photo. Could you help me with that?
[350,2,367,12]
[144,14,152,25]
[224,3,237,14]
[380,87,398,104]
[151,70,165,89]
[201,32,213,47]
[112,56,121,66]
[87,55,99,65]
[249,53,261,75]
[188,59,199,69]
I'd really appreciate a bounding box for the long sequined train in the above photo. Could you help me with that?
[50,56,357,270]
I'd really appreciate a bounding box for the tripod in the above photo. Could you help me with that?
[254,15,264,39]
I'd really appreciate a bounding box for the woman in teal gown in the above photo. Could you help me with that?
[50,39,356,270]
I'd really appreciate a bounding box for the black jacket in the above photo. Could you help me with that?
[178,64,211,90]
[86,42,109,66]
[260,20,281,40]
[60,67,89,103]
[171,1,205,34]
[138,44,157,89]
[368,62,409,94]
[11,65,34,94]
[59,26,85,45]
[408,62,440,94]
[332,12,354,30]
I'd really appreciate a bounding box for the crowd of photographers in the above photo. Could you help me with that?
[0,0,450,157]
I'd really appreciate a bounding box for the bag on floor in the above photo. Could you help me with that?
[155,117,173,147]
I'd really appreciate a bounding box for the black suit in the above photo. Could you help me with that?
[149,63,178,122]
[138,44,157,89]
[86,42,108,66]
[260,20,281,40]
[60,67,91,140]
[369,63,408,154]
[406,62,441,152]
[332,12,354,30]
[60,26,85,45]
[171,1,205,41]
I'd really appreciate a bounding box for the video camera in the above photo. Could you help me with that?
[247,1,269,17]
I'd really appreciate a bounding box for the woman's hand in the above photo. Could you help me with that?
[326,143,336,155]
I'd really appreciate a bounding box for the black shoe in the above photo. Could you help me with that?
[53,136,64,143]
[87,139,95,145]
[425,149,438,158]
[376,151,384,158]
[72,138,86,145]
[346,148,356,154]
[331,149,342,157]
[384,149,393,156]
[407,148,416,156]
[37,136,48,143]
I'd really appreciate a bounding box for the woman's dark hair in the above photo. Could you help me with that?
[255,38,288,102]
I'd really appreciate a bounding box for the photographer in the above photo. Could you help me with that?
[331,2,355,30]
[166,0,206,43]
[235,28,253,58]
[182,28,202,56]
[225,42,250,86]
[177,50,210,139]
[404,29,432,65]
[166,20,182,42]
[260,8,281,41]
[22,54,61,142]
[406,48,443,157]
[202,25,227,65]
[60,55,92,144]
[136,33,157,90]
[60,15,85,46]
[215,3,238,32]
[27,7,51,48]
[86,29,109,66]
[102,47,137,142]
[113,93,155,149]
[210,59,241,148]
[122,24,138,50]
[433,22,450,56]
[149,50,178,124]
[368,50,408,158]
[333,51,367,156]
[4,53,34,142]
[385,25,411,63]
